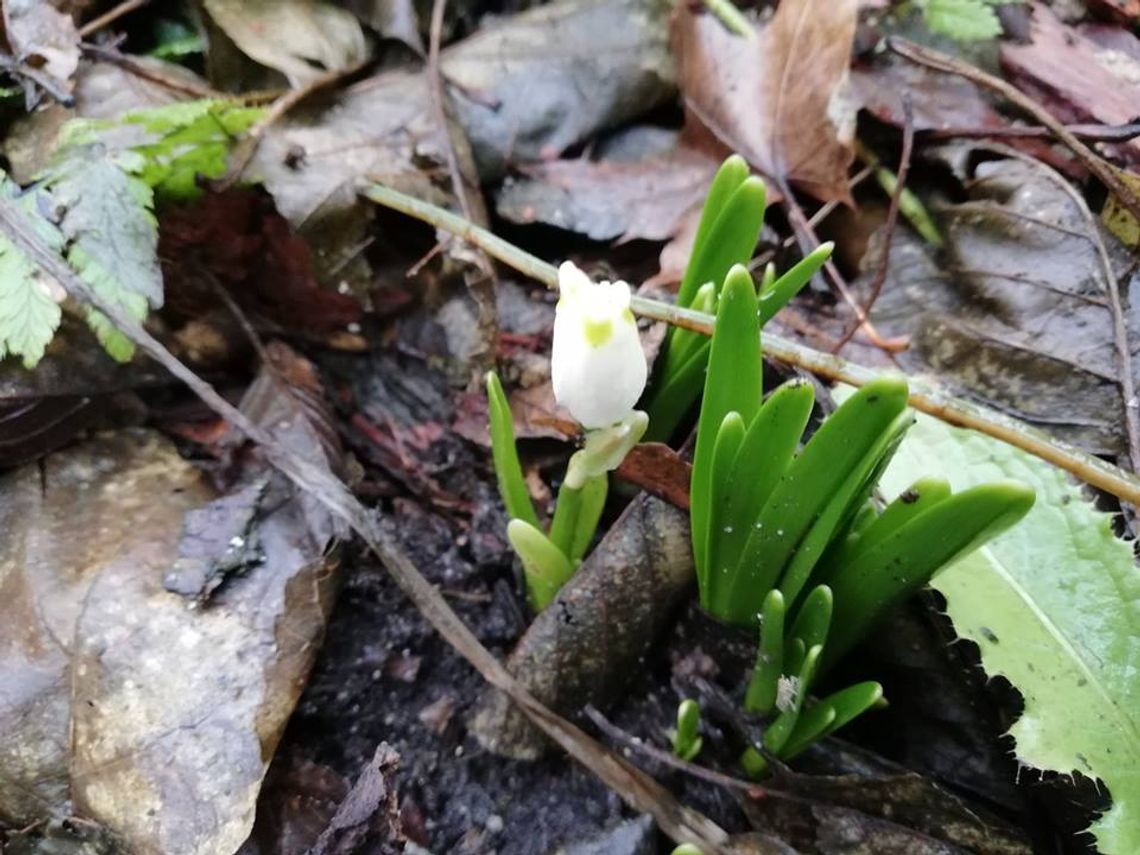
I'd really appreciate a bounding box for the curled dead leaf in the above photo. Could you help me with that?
[672,0,858,203]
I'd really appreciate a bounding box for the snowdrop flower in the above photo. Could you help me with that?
[551,262,648,429]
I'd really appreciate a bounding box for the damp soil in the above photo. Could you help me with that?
[250,342,1101,855]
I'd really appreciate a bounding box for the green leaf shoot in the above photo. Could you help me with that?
[672,699,703,762]
[506,519,575,612]
[485,371,541,529]
[691,265,761,591]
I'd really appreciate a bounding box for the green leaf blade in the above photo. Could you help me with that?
[879,409,1140,854]
[486,371,541,529]
[691,265,761,593]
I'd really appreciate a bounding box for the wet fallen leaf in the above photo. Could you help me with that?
[307,744,402,855]
[0,345,345,853]
[496,145,719,242]
[851,57,1003,132]
[868,155,1134,454]
[250,0,676,226]
[203,0,369,87]
[1086,0,1140,25]
[672,0,858,203]
[348,0,424,53]
[1001,2,1140,163]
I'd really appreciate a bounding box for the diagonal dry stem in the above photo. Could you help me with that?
[0,196,736,855]
[360,181,1140,505]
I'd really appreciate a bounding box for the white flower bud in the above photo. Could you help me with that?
[551,262,648,429]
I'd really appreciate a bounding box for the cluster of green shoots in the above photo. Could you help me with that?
[486,156,1036,771]
[679,161,1035,772]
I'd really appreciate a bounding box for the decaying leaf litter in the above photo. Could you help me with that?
[0,0,1138,853]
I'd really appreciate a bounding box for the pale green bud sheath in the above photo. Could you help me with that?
[551,261,648,429]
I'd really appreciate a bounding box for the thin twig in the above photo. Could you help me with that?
[777,176,908,354]
[746,165,875,274]
[837,98,914,349]
[426,0,498,370]
[79,0,150,37]
[0,196,736,855]
[585,706,759,793]
[922,121,1140,144]
[80,43,223,99]
[359,182,1140,504]
[978,143,1140,473]
[219,59,370,190]
[683,96,904,353]
[887,37,1140,228]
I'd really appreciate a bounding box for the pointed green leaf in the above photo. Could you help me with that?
[777,408,913,610]
[704,412,746,590]
[714,380,815,586]
[757,242,833,325]
[507,518,574,611]
[691,266,761,589]
[779,703,837,760]
[822,480,1034,664]
[745,589,785,715]
[764,643,821,754]
[781,681,883,759]
[823,476,952,573]
[677,168,764,309]
[722,378,910,625]
[788,584,832,655]
[486,371,540,529]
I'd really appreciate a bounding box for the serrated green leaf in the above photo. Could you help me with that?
[918,0,1003,41]
[878,410,1140,854]
[42,149,161,362]
[58,100,263,200]
[0,178,64,368]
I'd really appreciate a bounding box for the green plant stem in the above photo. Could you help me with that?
[358,182,1140,505]
[702,0,754,38]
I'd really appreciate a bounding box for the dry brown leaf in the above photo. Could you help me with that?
[203,0,369,87]
[1,0,80,88]
[250,0,676,226]
[1001,2,1140,163]
[672,0,858,203]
